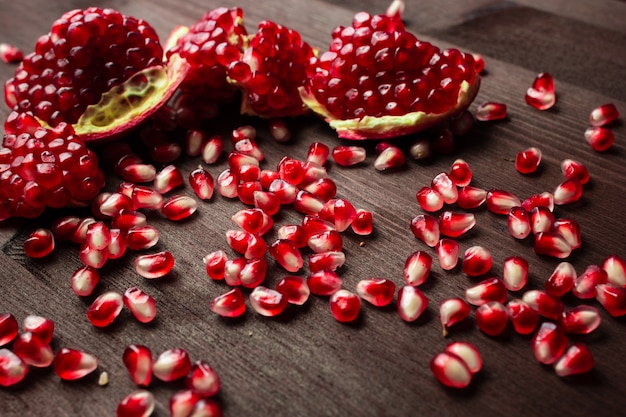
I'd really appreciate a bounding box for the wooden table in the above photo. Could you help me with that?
[1,1,625,416]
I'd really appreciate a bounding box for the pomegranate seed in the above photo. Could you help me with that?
[515,147,542,174]
[232,125,256,143]
[223,258,246,287]
[525,73,556,111]
[352,209,374,235]
[374,145,405,171]
[409,138,432,160]
[572,264,607,299]
[506,299,539,335]
[307,142,330,166]
[309,251,346,273]
[385,0,405,19]
[530,207,555,235]
[277,156,305,185]
[135,251,175,279]
[150,142,182,164]
[410,214,440,247]
[0,314,18,347]
[397,286,428,322]
[117,182,137,199]
[531,322,568,365]
[432,128,455,155]
[0,349,28,387]
[589,103,619,127]
[435,238,459,271]
[439,211,475,238]
[465,278,507,306]
[471,54,485,74]
[306,270,343,296]
[186,360,221,397]
[476,301,509,336]
[100,193,134,218]
[277,224,308,248]
[53,348,98,380]
[0,43,23,63]
[486,189,521,215]
[308,230,343,253]
[79,243,108,269]
[596,284,626,316]
[268,179,298,204]
[185,129,207,157]
[545,262,576,297]
[116,390,155,417]
[332,146,366,166]
[123,287,157,324]
[203,250,227,280]
[553,178,583,205]
[112,210,147,231]
[85,221,111,251]
[522,290,564,320]
[475,101,507,121]
[554,343,594,377]
[161,195,198,221]
[416,187,444,212]
[403,250,432,286]
[431,172,458,205]
[561,305,601,334]
[301,215,336,237]
[447,159,472,187]
[440,297,471,336]
[522,192,555,212]
[240,257,267,289]
[170,390,203,417]
[560,159,590,185]
[121,163,157,183]
[253,191,281,216]
[107,229,127,260]
[552,218,582,250]
[329,290,361,323]
[12,332,53,367]
[356,278,396,307]
[153,348,192,382]
[249,286,288,317]
[502,256,529,291]
[293,190,325,215]
[87,291,124,327]
[507,207,531,239]
[319,198,357,232]
[430,351,472,388]
[22,315,54,344]
[534,232,572,258]
[234,138,264,162]
[202,136,224,164]
[602,254,626,287]
[584,126,614,152]
[70,266,100,296]
[276,276,310,305]
[232,208,265,234]
[115,154,144,177]
[123,344,153,387]
[210,288,247,318]
[130,187,162,211]
[226,230,267,259]
[23,228,55,258]
[301,177,337,202]
[216,169,239,198]
[462,246,492,277]
[51,215,81,242]
[457,186,487,209]
[445,342,482,374]
[188,399,222,416]
[269,118,291,142]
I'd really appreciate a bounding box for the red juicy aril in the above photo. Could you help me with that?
[4,7,188,143]
[300,11,480,139]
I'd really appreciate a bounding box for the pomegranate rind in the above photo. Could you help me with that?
[299,79,480,140]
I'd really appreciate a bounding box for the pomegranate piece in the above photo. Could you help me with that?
[403,250,432,286]
[188,399,223,417]
[589,103,619,127]
[226,229,267,259]
[276,276,310,305]
[100,193,134,218]
[319,198,358,232]
[444,342,482,374]
[269,119,292,142]
[476,301,509,336]
[475,101,507,121]
[431,172,458,205]
[465,277,507,306]
[596,284,626,317]
[438,211,475,238]
[332,146,367,167]
[440,297,471,336]
[561,305,601,334]
[554,343,594,377]
[53,347,98,380]
[210,288,247,318]
[23,228,55,258]
[113,210,147,231]
[525,73,556,110]
[232,209,265,235]
[123,344,153,387]
[155,164,185,194]
[121,163,157,183]
[223,258,246,287]
[436,238,460,271]
[253,191,281,216]
[203,250,228,280]
[409,138,432,160]
[161,195,198,221]
[22,315,54,344]
[202,136,224,165]
[457,186,487,209]
[186,360,221,397]
[572,264,608,299]
[397,286,428,322]
[309,251,346,273]
[515,147,542,174]
[12,332,54,368]
[552,218,582,250]
[522,290,564,321]
[131,186,163,210]
[374,145,406,171]
[293,190,325,215]
[416,187,444,212]
[123,287,157,324]
[449,159,472,187]
[430,351,472,388]
[584,126,614,151]
[71,266,101,296]
[0,313,18,346]
[249,286,288,317]
[0,43,23,63]
[216,169,239,198]
[170,390,203,417]
[553,178,583,205]
[79,243,108,269]
[410,214,440,247]
[239,257,267,289]
[545,262,576,297]
[269,239,303,273]
[530,206,555,235]
[534,232,572,259]
[560,159,590,185]
[126,225,160,251]
[522,192,555,213]
[51,216,81,242]
[302,178,337,203]
[268,179,298,204]
[86,222,112,251]
[308,230,343,253]
[531,322,568,365]
[507,207,531,240]
[0,348,28,387]
[153,348,192,382]
[306,142,330,166]
[135,251,175,279]
[486,189,521,215]
[506,299,539,335]
[116,390,155,417]
[307,271,343,296]
[329,290,361,323]
[277,224,308,249]
[462,246,492,277]
[356,278,396,307]
[352,209,374,235]
[502,256,529,291]
[87,291,124,327]
[602,254,626,287]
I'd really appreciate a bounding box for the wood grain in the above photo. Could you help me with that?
[1,1,625,416]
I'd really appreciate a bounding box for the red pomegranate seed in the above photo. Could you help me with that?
[409,138,432,160]
[356,278,396,307]
[475,301,509,336]
[471,53,485,74]
[23,228,55,258]
[53,348,98,380]
[430,351,472,388]
[231,125,256,143]
[397,286,428,322]
[131,186,163,210]
[445,342,482,374]
[525,73,556,111]
[465,278,507,306]
[0,349,28,387]
[561,305,601,334]
[436,238,459,271]
[431,172,458,205]
[116,390,155,417]
[107,229,127,260]
[86,221,111,251]
[0,43,23,63]
[249,286,288,317]
[307,270,343,296]
[545,261,576,297]
[278,156,305,185]
[87,291,124,327]
[432,128,456,155]
[534,232,571,259]
[12,332,53,368]
[531,322,568,365]
[403,250,432,286]
[416,187,444,212]
[111,210,145,232]
[440,297,471,336]
[115,153,144,177]
[307,142,330,166]
[153,348,192,382]
[449,159,472,187]
[150,142,182,164]
[100,193,134,218]
[277,224,308,249]
[169,390,203,417]
[234,139,264,162]
[301,177,337,202]
[202,136,224,165]
[276,276,310,305]
[439,211,475,238]
[301,215,336,237]
[552,218,582,250]
[522,192,555,212]
[51,215,81,242]
[553,178,583,205]
[123,344,153,387]
[232,208,265,235]
[188,399,223,416]
[602,254,626,287]
[486,189,521,215]
[70,266,100,297]
[457,186,487,209]
[352,209,374,235]
[121,163,157,183]
[572,264,607,299]
[319,198,357,232]
[223,258,245,287]
[475,101,507,121]
[589,103,619,127]
[135,251,175,279]
[79,243,108,269]
[185,130,207,157]
[210,288,247,318]
[374,145,405,171]
[507,207,531,240]
[268,179,298,204]
[253,191,281,216]
[216,169,238,199]
[560,159,590,185]
[123,287,157,324]
[330,290,361,323]
[268,118,291,142]
[506,299,539,335]
[596,284,626,316]
[0,314,18,347]
[186,360,221,398]
[515,147,542,174]
[462,246,492,277]
[293,190,325,215]
[584,126,614,152]
[117,182,137,199]
[226,230,267,259]
[22,315,54,345]
[410,214,440,247]
[554,343,594,377]
[502,256,529,291]
[308,230,343,253]
[332,146,366,166]
[309,251,346,273]
[203,251,228,281]
[161,195,198,221]
[239,257,267,289]
[522,290,564,320]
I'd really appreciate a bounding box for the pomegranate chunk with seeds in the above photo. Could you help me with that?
[397,286,428,322]
[116,390,155,417]
[515,147,542,174]
[589,103,619,127]
[135,251,175,279]
[0,348,28,387]
[356,278,396,307]
[430,351,472,389]
[0,313,19,346]
[87,291,124,327]
[123,344,153,387]
[211,288,247,318]
[330,290,361,323]
[532,322,568,365]
[153,348,192,382]
[249,286,288,317]
[554,343,594,377]
[24,228,55,258]
[53,348,98,380]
